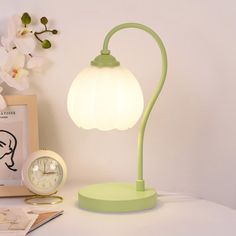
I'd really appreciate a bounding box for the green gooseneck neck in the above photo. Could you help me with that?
[94,23,168,192]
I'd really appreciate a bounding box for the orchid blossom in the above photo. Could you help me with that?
[1,15,35,54]
[0,47,29,91]
[27,55,48,73]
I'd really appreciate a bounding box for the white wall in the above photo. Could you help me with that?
[1,0,236,208]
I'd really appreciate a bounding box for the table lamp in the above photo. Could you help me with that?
[67,23,167,212]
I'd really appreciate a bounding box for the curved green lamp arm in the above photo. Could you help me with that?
[101,23,168,191]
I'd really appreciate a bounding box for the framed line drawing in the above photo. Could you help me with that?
[0,95,39,197]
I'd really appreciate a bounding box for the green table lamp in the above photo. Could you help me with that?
[67,23,167,212]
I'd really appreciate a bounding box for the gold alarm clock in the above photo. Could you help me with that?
[22,150,67,205]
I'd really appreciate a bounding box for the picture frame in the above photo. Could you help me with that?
[0,95,39,197]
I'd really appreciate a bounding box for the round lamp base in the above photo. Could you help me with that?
[78,183,157,212]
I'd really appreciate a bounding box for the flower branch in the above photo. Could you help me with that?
[0,12,59,110]
[21,13,58,49]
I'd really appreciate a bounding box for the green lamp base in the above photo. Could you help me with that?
[78,183,157,212]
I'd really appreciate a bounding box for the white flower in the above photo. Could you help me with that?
[1,36,14,52]
[1,15,35,54]
[0,47,29,91]
[0,87,6,110]
[27,55,48,72]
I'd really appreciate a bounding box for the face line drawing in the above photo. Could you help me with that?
[0,130,17,172]
[0,140,13,158]
[0,141,6,145]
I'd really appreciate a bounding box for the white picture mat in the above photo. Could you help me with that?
[0,105,28,185]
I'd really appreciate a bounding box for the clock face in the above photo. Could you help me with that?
[22,150,67,195]
[28,157,63,194]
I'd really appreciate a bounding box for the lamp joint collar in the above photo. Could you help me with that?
[91,50,120,68]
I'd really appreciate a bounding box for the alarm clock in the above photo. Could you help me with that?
[22,150,67,196]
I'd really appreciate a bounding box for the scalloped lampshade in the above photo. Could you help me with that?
[67,65,144,131]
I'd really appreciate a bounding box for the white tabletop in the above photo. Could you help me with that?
[1,183,236,236]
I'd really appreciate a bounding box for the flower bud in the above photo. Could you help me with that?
[52,29,58,34]
[42,39,51,49]
[40,17,48,25]
[21,12,31,25]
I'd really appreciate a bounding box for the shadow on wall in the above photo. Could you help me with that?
[37,99,61,151]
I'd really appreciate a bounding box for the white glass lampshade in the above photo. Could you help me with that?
[67,66,144,131]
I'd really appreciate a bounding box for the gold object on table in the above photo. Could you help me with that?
[24,195,63,205]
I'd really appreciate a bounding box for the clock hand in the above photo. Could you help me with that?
[44,171,56,174]
[43,160,46,174]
